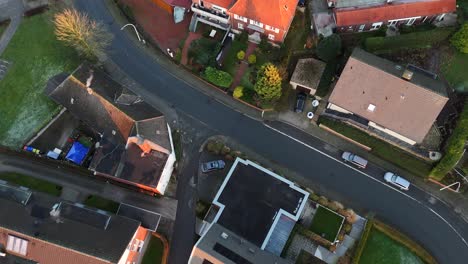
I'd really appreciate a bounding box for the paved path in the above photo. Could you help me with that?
[0,0,24,55]
[0,149,178,220]
[74,1,468,263]
[230,42,257,90]
[181,32,201,65]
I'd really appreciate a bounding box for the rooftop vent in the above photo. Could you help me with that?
[86,70,94,87]
[402,69,413,81]
[367,104,376,112]
[70,97,74,104]
[221,232,229,239]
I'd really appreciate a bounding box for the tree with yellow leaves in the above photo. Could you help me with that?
[254,63,282,102]
[54,9,113,61]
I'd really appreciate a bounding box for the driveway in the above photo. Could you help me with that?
[74,1,468,263]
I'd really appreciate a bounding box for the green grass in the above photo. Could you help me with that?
[84,195,120,213]
[283,10,310,52]
[0,173,62,196]
[0,11,80,148]
[359,228,423,264]
[141,236,164,264]
[442,50,468,92]
[222,39,248,76]
[309,206,344,242]
[319,117,433,178]
[364,28,455,54]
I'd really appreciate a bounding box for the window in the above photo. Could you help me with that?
[249,19,263,28]
[238,23,243,30]
[367,104,376,112]
[136,240,144,252]
[6,235,28,256]
[234,14,247,22]
[265,25,280,34]
[358,24,365,32]
[406,18,417,25]
[211,5,224,13]
[130,238,143,252]
[268,34,275,40]
[370,22,382,30]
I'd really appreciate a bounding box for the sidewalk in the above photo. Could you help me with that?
[103,0,468,224]
[0,0,24,55]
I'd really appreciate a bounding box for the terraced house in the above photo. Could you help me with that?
[190,0,298,42]
[329,0,456,33]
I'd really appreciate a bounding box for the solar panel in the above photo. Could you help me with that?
[60,202,111,230]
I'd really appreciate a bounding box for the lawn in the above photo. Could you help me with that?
[141,236,164,264]
[0,11,80,148]
[283,10,311,52]
[84,195,120,213]
[359,228,423,264]
[441,50,468,92]
[309,205,344,242]
[319,117,433,178]
[364,27,455,54]
[0,173,62,196]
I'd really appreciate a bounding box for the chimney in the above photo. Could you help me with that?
[402,69,413,81]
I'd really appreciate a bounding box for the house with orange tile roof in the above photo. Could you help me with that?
[328,0,456,33]
[190,0,298,42]
[0,181,162,264]
[326,48,449,147]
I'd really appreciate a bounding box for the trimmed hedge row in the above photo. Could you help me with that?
[373,220,437,264]
[364,28,455,54]
[352,217,374,264]
[203,67,233,88]
[430,101,468,180]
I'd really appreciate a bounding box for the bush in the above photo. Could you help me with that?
[254,63,282,102]
[248,54,256,64]
[233,86,244,99]
[328,201,344,211]
[316,34,342,62]
[206,141,216,153]
[451,22,468,54]
[221,146,231,155]
[310,193,320,201]
[317,196,329,207]
[188,38,221,67]
[204,67,233,88]
[237,50,245,60]
[431,101,468,180]
[344,223,352,233]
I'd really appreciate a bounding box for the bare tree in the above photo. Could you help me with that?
[54,9,112,61]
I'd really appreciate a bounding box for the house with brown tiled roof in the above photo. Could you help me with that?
[190,0,298,42]
[43,64,176,195]
[0,181,155,264]
[328,0,456,33]
[326,48,449,146]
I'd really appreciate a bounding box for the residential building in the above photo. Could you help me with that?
[326,48,449,146]
[290,58,326,95]
[329,0,456,33]
[189,158,309,264]
[191,0,298,42]
[44,64,176,195]
[0,181,152,264]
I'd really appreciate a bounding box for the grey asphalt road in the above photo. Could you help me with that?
[74,1,468,263]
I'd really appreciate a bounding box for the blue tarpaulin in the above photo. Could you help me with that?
[66,142,89,165]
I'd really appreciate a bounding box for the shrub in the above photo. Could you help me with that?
[343,223,352,233]
[345,209,358,224]
[204,67,233,88]
[233,86,244,99]
[310,193,320,201]
[451,22,468,54]
[221,146,231,155]
[254,63,282,102]
[248,54,256,64]
[206,141,216,152]
[316,34,342,62]
[188,38,221,67]
[431,101,468,180]
[237,50,245,60]
[317,196,329,207]
[328,201,344,211]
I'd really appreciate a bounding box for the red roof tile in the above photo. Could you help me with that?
[229,0,298,31]
[334,0,456,26]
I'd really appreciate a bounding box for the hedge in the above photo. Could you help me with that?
[430,101,468,180]
[364,27,455,54]
[203,67,233,88]
[352,217,374,264]
[373,220,437,264]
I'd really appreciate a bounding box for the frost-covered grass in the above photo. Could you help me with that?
[0,11,80,148]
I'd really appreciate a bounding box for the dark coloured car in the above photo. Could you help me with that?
[294,93,307,113]
[201,160,226,173]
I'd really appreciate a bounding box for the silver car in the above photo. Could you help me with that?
[384,172,410,191]
[341,151,368,169]
[201,160,226,173]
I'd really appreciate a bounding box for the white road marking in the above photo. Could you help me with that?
[264,123,468,248]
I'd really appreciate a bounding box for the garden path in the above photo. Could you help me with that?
[181,32,202,65]
[229,42,257,91]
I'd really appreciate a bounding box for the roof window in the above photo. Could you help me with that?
[368,104,376,112]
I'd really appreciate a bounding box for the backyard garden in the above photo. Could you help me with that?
[0,10,80,148]
[141,235,165,264]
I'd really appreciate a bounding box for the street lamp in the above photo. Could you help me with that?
[120,23,145,44]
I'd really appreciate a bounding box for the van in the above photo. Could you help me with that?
[341,151,368,169]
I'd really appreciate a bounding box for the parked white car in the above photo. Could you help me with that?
[341,151,368,169]
[384,172,410,191]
